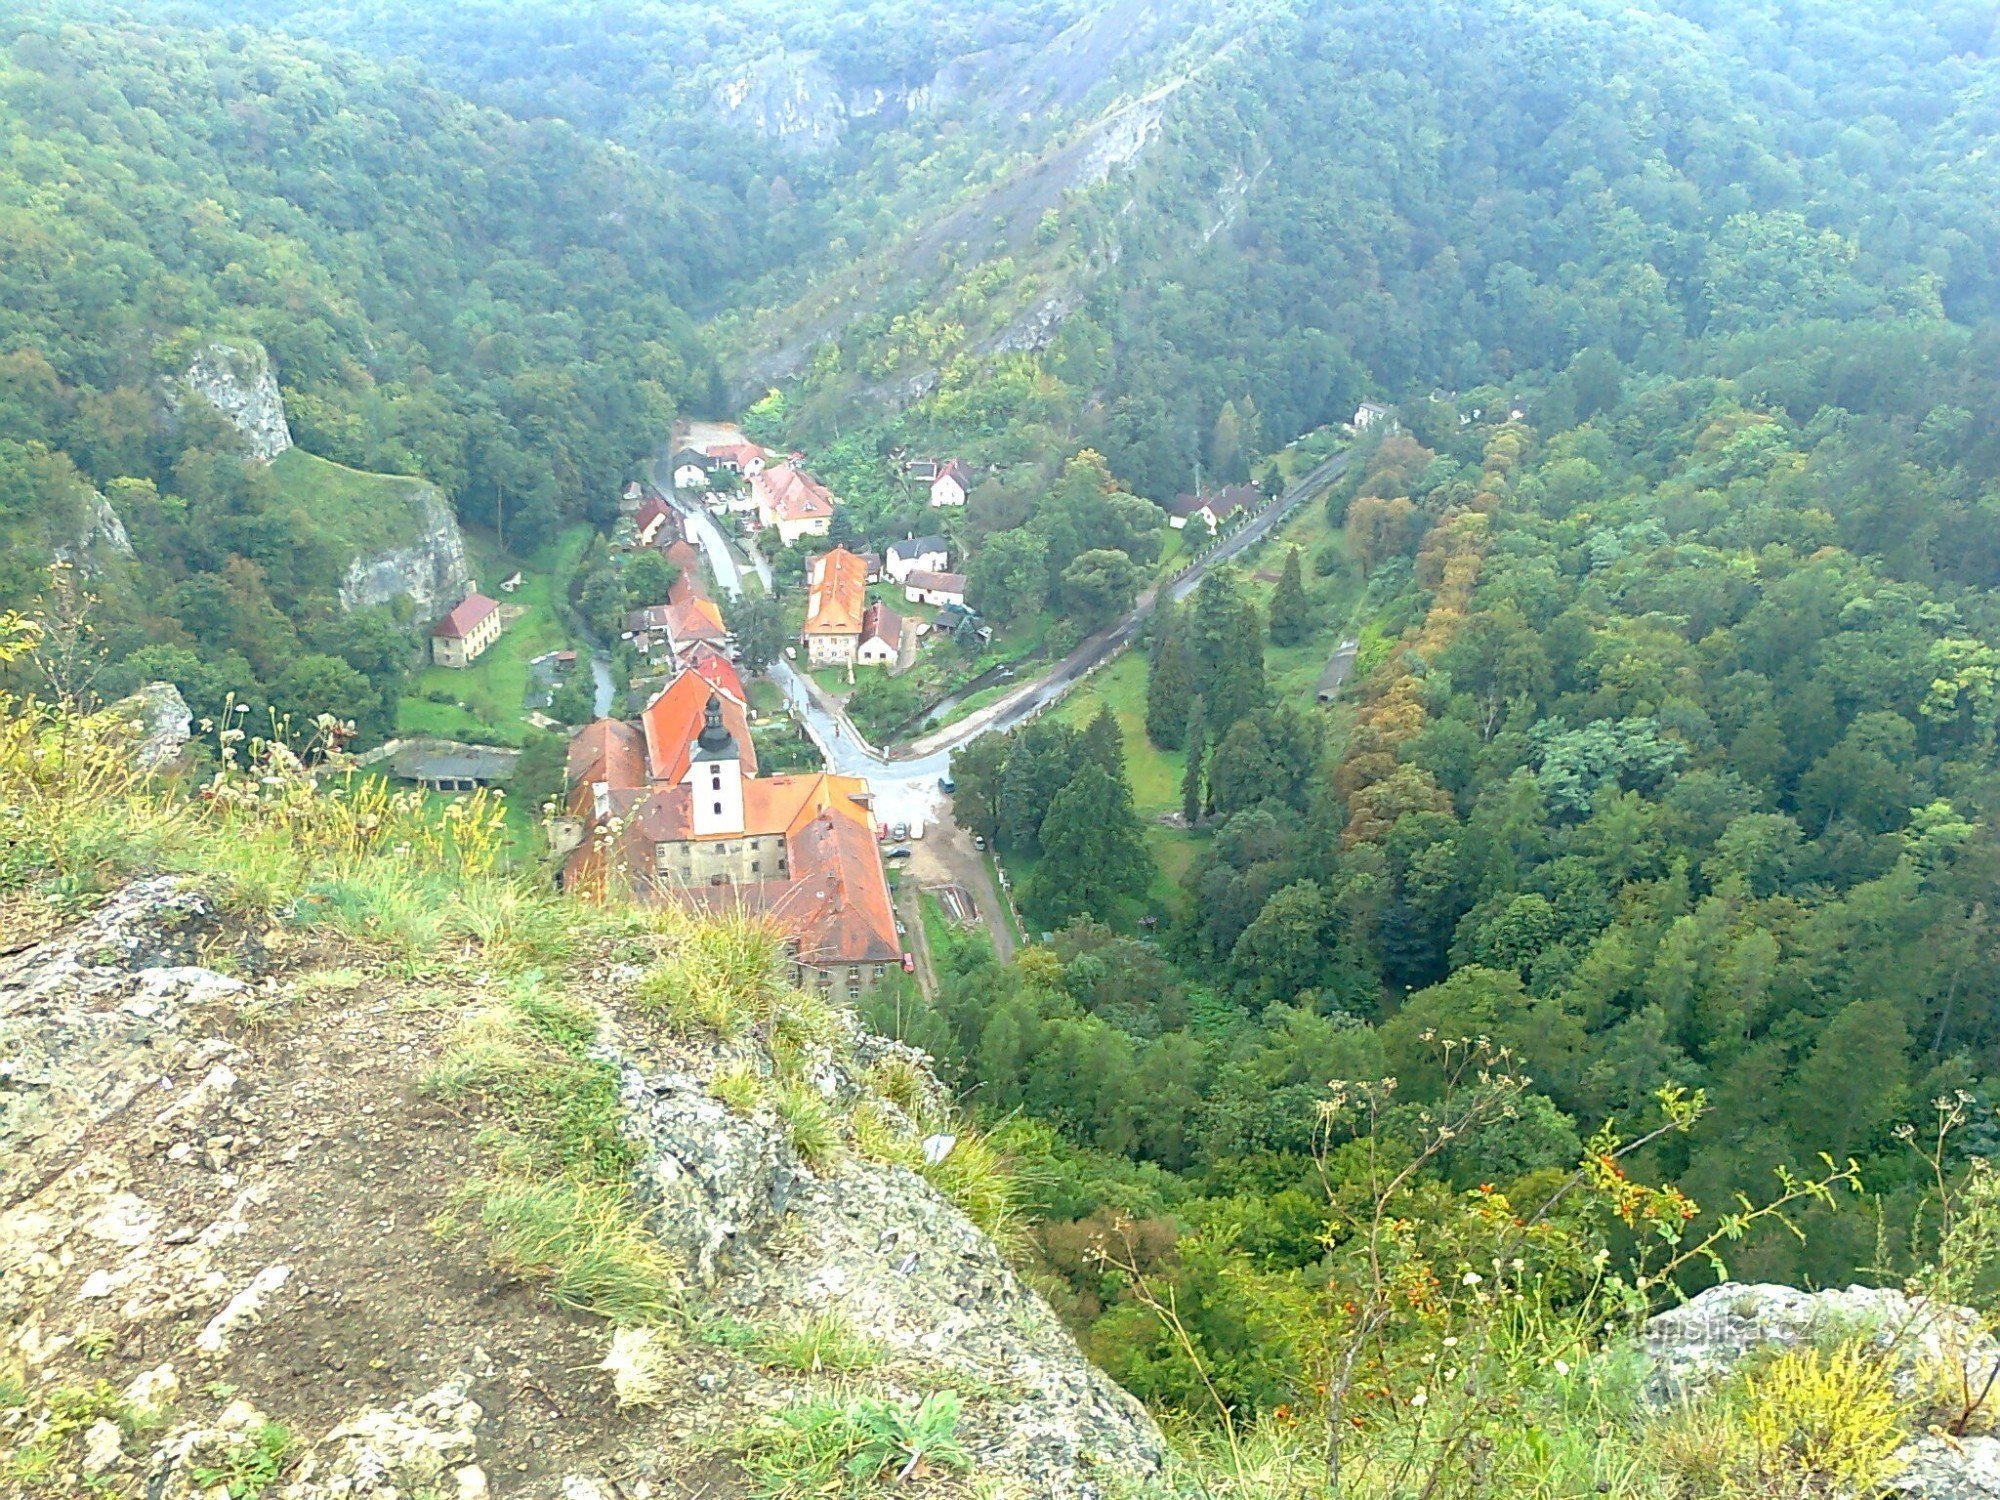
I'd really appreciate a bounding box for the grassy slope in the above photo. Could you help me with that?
[396,523,592,745]
[267,448,438,557]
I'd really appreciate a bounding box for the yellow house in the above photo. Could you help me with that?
[431,592,502,669]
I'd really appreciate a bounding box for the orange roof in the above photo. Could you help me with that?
[566,718,645,792]
[608,770,897,964]
[432,593,498,639]
[805,547,868,636]
[668,566,706,607]
[757,462,836,523]
[668,595,728,646]
[686,648,748,706]
[640,669,757,784]
[664,538,703,576]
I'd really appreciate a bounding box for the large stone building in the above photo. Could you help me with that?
[430,592,502,668]
[564,669,901,994]
[803,546,869,666]
[752,460,836,544]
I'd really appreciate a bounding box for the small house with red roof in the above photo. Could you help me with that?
[431,592,502,669]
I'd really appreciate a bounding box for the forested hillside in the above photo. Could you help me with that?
[0,6,716,729]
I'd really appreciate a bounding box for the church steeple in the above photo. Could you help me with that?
[685,693,744,836]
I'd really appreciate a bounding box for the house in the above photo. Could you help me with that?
[929,459,972,508]
[671,447,713,490]
[663,538,704,582]
[707,442,767,477]
[885,534,949,583]
[620,480,644,516]
[855,550,884,584]
[563,679,900,993]
[903,569,967,608]
[1166,484,1258,533]
[752,461,837,545]
[903,457,944,482]
[856,601,904,667]
[634,494,677,547]
[678,640,748,707]
[499,571,523,594]
[431,593,502,669]
[1353,401,1395,432]
[668,595,730,654]
[623,603,676,656]
[803,546,869,666]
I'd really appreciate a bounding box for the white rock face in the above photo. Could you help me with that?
[182,341,293,463]
[337,480,472,614]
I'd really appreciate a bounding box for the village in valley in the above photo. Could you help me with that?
[402,403,1368,996]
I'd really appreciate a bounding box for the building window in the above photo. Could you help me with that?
[751,861,760,873]
[713,801,722,816]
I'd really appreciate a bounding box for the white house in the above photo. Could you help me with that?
[1353,401,1395,431]
[904,569,967,608]
[856,601,903,667]
[885,534,949,583]
[929,459,972,508]
[671,447,712,490]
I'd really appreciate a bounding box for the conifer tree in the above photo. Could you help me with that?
[1146,609,1193,749]
[1081,703,1126,780]
[1269,546,1311,646]
[1181,695,1206,828]
[1026,761,1151,922]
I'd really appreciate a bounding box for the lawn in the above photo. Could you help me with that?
[268,447,441,558]
[395,523,593,746]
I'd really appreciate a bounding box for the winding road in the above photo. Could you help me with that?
[650,448,1352,830]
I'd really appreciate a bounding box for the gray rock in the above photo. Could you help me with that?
[108,681,193,771]
[610,1035,1166,1495]
[337,480,472,615]
[1891,1434,2000,1498]
[51,489,135,575]
[0,878,240,1206]
[1642,1282,1997,1406]
[182,341,293,463]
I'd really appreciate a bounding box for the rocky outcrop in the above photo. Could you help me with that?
[51,488,136,575]
[337,480,471,614]
[1642,1283,2000,1499]
[709,50,934,149]
[4,879,1166,1497]
[611,1025,1166,1495]
[108,681,194,771]
[182,341,293,463]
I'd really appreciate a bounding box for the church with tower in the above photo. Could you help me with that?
[563,668,902,995]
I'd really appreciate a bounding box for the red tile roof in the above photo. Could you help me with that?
[860,600,903,651]
[668,595,728,647]
[685,646,748,707]
[432,592,498,639]
[640,669,758,785]
[757,462,836,523]
[565,718,646,792]
[806,547,869,636]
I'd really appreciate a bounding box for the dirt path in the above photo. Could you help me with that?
[907,814,1016,962]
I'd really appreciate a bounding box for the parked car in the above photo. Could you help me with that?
[901,953,917,973]
[884,845,913,860]
[891,822,909,841]
[972,834,987,851]
[938,776,956,793]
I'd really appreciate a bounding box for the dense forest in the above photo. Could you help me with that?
[9,0,2000,1458]
[0,6,717,729]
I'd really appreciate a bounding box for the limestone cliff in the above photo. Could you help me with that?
[181,341,293,464]
[0,879,1165,1498]
[336,479,472,615]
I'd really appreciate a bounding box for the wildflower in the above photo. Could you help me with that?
[1442,1337,1458,1348]
[1553,1359,1571,1377]
[1410,1392,1427,1408]
[1462,1271,1482,1286]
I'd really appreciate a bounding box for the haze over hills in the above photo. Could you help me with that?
[11,1,2000,1496]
